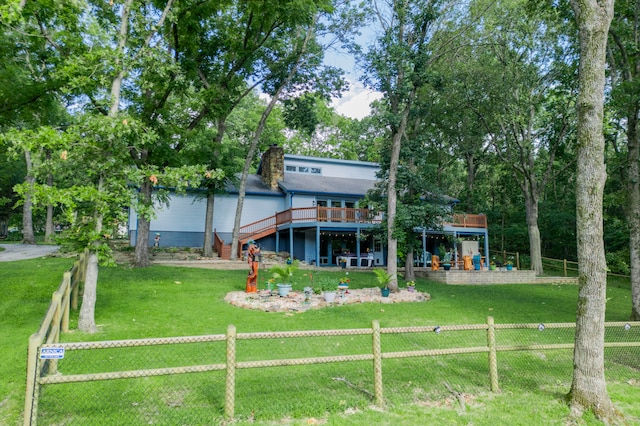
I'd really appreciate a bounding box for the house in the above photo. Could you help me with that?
[128,145,490,267]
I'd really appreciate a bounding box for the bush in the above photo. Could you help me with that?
[606,249,630,275]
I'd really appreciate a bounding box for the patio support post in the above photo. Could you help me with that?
[356,228,361,268]
[289,229,293,259]
[484,230,490,265]
[316,225,320,267]
[453,231,458,268]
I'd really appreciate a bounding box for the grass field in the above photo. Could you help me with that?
[2,257,639,425]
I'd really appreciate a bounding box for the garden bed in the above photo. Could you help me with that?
[224,287,430,312]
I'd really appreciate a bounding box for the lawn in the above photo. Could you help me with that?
[2,258,639,425]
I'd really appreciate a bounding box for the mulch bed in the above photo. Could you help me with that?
[224,287,430,312]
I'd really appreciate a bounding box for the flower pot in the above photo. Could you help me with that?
[381,287,390,297]
[443,264,451,271]
[276,283,292,297]
[340,263,346,269]
[407,286,415,292]
[324,291,337,303]
[506,264,513,271]
[490,265,496,271]
[338,284,349,291]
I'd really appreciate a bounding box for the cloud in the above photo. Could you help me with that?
[331,82,383,120]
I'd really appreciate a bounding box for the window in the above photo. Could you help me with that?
[284,164,322,174]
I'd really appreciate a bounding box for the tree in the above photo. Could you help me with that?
[171,0,334,258]
[607,0,640,320]
[440,0,578,275]
[362,0,452,291]
[0,0,77,242]
[567,0,620,422]
[229,7,346,259]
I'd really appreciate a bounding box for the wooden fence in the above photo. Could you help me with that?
[28,318,640,424]
[23,250,87,426]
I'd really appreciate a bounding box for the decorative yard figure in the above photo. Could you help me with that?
[154,233,161,247]
[431,254,440,271]
[245,240,260,293]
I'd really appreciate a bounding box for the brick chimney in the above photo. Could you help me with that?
[260,145,284,189]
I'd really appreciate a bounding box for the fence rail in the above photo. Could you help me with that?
[24,250,87,426]
[27,318,640,424]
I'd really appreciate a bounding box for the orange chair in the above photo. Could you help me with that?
[431,255,440,271]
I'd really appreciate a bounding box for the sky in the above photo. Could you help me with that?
[330,80,383,120]
[323,24,383,120]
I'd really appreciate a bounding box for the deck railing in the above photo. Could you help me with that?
[217,209,487,259]
[238,208,485,242]
[446,213,487,228]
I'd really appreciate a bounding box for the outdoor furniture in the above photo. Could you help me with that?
[337,254,374,268]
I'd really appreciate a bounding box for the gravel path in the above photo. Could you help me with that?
[0,244,60,262]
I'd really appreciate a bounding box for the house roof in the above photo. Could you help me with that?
[278,173,376,197]
[225,174,283,196]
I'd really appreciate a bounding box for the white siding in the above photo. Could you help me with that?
[131,193,285,234]
[151,194,207,232]
[291,194,316,208]
[213,194,285,232]
[284,157,378,180]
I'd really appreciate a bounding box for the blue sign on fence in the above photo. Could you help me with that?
[40,347,65,359]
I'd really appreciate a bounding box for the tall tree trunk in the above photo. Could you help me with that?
[203,194,215,257]
[524,192,543,274]
[230,91,283,260]
[386,124,404,292]
[78,177,105,333]
[134,180,153,267]
[465,152,476,212]
[628,107,640,320]
[22,149,35,244]
[78,0,134,330]
[568,0,618,422]
[45,151,55,243]
[230,23,315,260]
[203,118,226,258]
[404,252,415,281]
[78,251,99,333]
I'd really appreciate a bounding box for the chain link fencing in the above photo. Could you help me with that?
[27,319,640,425]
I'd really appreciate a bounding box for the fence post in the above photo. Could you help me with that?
[372,320,384,406]
[487,316,499,392]
[62,272,71,333]
[24,333,41,426]
[225,324,237,422]
[563,259,567,277]
[516,252,520,270]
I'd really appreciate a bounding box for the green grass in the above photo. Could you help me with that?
[2,260,639,425]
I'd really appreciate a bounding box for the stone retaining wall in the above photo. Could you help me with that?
[416,269,548,285]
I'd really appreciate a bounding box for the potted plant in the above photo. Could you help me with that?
[440,246,452,270]
[406,280,416,292]
[506,258,514,271]
[338,276,350,290]
[339,257,347,269]
[373,268,394,297]
[489,261,497,270]
[319,278,338,302]
[269,259,300,297]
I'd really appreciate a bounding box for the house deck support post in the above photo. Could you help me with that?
[356,228,361,268]
[483,230,490,266]
[316,225,320,267]
[289,229,293,259]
